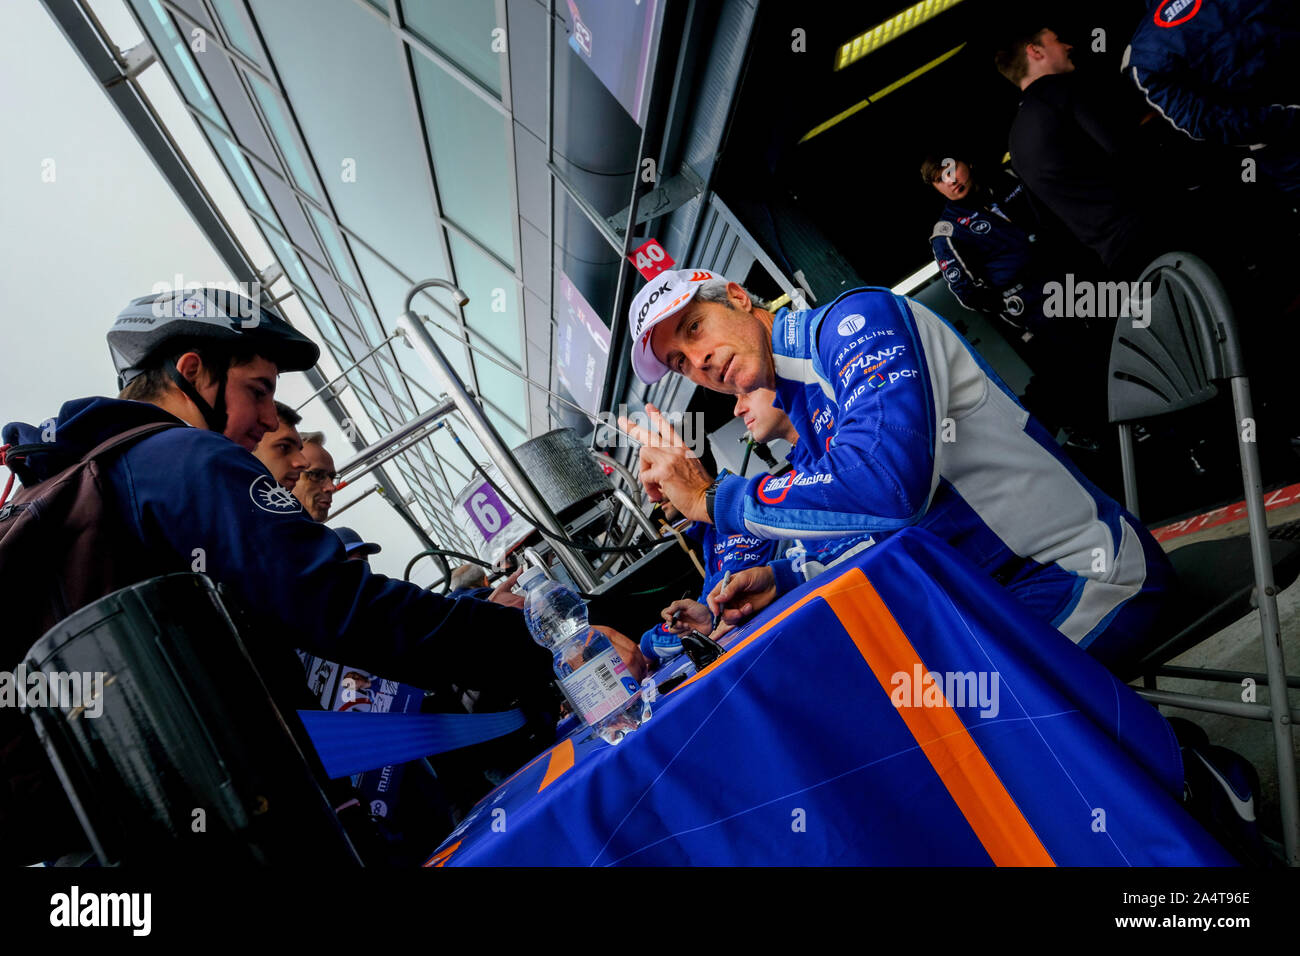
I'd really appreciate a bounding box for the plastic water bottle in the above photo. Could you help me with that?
[518,566,653,743]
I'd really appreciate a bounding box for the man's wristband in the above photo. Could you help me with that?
[704,477,721,523]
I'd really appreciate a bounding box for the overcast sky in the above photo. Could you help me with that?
[0,0,441,586]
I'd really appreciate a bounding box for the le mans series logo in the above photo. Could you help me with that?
[1155,0,1200,27]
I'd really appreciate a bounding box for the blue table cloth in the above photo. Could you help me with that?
[426,528,1232,866]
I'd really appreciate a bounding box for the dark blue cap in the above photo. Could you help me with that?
[334,526,381,557]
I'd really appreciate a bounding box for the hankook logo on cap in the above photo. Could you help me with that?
[634,280,674,333]
[836,314,866,337]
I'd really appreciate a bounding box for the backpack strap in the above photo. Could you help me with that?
[0,421,181,512]
[77,421,183,464]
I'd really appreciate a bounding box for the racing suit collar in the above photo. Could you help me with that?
[768,305,819,417]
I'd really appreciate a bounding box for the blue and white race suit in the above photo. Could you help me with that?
[709,288,1173,668]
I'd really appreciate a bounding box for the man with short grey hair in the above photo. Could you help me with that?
[294,431,335,521]
[620,268,1173,673]
[449,563,490,596]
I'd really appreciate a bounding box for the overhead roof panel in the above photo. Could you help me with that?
[411,52,516,266]
[248,0,449,284]
[400,0,505,98]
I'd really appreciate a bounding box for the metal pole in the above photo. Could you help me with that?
[295,332,401,412]
[1137,688,1300,723]
[325,483,382,521]
[335,398,456,478]
[335,424,443,489]
[396,300,598,591]
[589,449,642,498]
[1231,376,1299,865]
[610,486,659,542]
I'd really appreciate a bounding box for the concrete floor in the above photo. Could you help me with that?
[1140,510,1300,851]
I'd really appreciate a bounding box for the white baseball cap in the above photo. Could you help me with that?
[627,268,720,384]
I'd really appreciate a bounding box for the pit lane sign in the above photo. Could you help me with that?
[454,469,535,564]
[629,239,674,279]
[464,482,510,542]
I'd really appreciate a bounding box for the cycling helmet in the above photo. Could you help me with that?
[108,287,320,432]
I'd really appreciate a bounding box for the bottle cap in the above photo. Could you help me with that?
[517,565,548,589]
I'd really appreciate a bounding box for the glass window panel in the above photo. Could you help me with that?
[134,0,229,130]
[488,410,526,450]
[376,352,417,416]
[247,73,320,202]
[469,331,525,430]
[350,242,475,393]
[249,0,447,287]
[307,205,360,291]
[432,425,480,480]
[347,291,385,346]
[215,138,284,229]
[265,230,319,301]
[447,234,521,365]
[412,58,513,264]
[401,0,502,96]
[429,442,469,491]
[210,0,262,63]
[312,306,349,356]
[356,390,388,430]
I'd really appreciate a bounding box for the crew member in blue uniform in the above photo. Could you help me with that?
[921,153,1110,437]
[619,270,1173,672]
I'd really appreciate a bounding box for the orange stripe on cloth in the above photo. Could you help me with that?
[823,568,1054,867]
[666,564,1052,865]
[538,737,575,792]
[666,574,851,695]
[425,840,461,867]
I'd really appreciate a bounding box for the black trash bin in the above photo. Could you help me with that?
[22,572,361,865]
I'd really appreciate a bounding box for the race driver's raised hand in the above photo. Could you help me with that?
[619,404,713,523]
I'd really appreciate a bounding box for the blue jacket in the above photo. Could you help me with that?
[710,288,1171,646]
[929,174,1048,328]
[767,435,878,597]
[1125,0,1300,148]
[2,398,555,699]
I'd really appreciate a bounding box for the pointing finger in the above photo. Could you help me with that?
[644,403,686,448]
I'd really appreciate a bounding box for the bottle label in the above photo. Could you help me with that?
[561,646,635,726]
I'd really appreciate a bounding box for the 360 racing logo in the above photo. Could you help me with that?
[756,470,833,504]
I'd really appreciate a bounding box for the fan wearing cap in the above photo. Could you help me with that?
[335,526,381,563]
[1,287,575,863]
[619,270,1174,674]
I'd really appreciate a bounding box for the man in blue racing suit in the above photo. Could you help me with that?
[639,386,875,662]
[620,269,1173,673]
